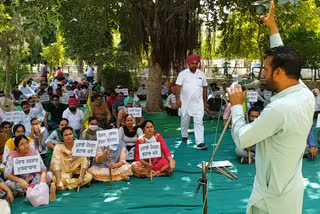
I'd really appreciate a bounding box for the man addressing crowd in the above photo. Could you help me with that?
[227,1,314,214]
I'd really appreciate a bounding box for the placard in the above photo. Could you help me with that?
[139,142,161,159]
[196,160,233,169]
[4,111,22,122]
[263,91,272,99]
[127,107,142,117]
[66,91,75,98]
[247,91,258,103]
[97,129,119,147]
[39,94,50,103]
[317,114,320,128]
[115,88,129,96]
[72,140,98,157]
[13,155,41,175]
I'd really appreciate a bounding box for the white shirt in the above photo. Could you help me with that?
[86,65,94,77]
[59,93,70,105]
[166,93,177,108]
[62,108,84,131]
[19,85,35,98]
[175,68,208,117]
[137,87,147,96]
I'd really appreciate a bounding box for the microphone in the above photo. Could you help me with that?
[243,80,261,90]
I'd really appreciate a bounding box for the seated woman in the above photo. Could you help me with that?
[4,135,52,197]
[30,118,49,160]
[132,120,175,177]
[1,125,35,172]
[117,97,144,128]
[88,139,132,182]
[118,114,143,161]
[45,118,78,165]
[51,126,92,190]
[80,117,103,140]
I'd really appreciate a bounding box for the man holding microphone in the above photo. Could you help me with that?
[227,1,314,213]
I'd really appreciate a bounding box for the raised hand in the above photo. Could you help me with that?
[260,0,278,34]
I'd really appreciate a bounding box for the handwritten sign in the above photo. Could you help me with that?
[264,91,272,100]
[65,91,75,98]
[115,88,128,96]
[13,155,41,175]
[127,107,142,117]
[39,94,50,103]
[247,91,258,103]
[72,140,98,157]
[4,111,22,122]
[139,142,161,159]
[97,129,119,147]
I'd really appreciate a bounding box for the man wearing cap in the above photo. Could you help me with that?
[176,54,209,150]
[62,98,84,137]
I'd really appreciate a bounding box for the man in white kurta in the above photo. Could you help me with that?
[229,2,314,213]
[176,54,208,150]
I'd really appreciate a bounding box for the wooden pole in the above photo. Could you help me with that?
[223,167,238,179]
[107,147,112,186]
[149,158,153,182]
[202,161,208,214]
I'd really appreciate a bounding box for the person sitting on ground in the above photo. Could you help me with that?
[119,114,143,161]
[16,98,44,137]
[78,84,89,105]
[36,82,50,110]
[312,88,320,118]
[1,125,35,173]
[51,126,92,190]
[62,98,84,137]
[206,91,226,120]
[303,128,318,160]
[55,66,64,81]
[45,95,67,130]
[4,135,52,197]
[27,80,37,92]
[19,80,35,98]
[128,90,141,107]
[0,91,15,112]
[112,92,125,123]
[0,122,11,168]
[106,90,118,110]
[45,118,78,165]
[137,84,147,101]
[11,84,27,105]
[91,94,111,129]
[132,120,175,177]
[116,97,144,129]
[235,106,261,164]
[88,135,132,182]
[165,86,178,116]
[55,87,68,105]
[28,97,45,122]
[161,82,168,99]
[30,118,49,161]
[0,176,14,204]
[80,117,103,140]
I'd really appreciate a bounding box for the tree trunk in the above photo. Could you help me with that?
[5,47,11,93]
[78,59,84,74]
[146,61,163,112]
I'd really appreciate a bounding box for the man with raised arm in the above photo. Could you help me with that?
[227,1,314,213]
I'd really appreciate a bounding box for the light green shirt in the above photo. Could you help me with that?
[231,33,315,214]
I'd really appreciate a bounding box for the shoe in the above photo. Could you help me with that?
[196,143,208,150]
[182,137,188,144]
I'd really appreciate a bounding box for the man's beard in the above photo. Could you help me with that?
[265,78,278,93]
[24,110,30,114]
[190,67,197,72]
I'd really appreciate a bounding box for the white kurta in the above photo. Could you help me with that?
[176,68,208,117]
[231,33,315,214]
[176,68,208,145]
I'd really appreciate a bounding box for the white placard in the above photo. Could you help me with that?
[115,88,129,96]
[4,111,22,122]
[97,129,119,147]
[197,160,233,169]
[39,94,50,103]
[264,91,272,99]
[72,140,98,157]
[247,91,258,103]
[127,107,142,117]
[317,114,320,128]
[66,91,75,97]
[13,155,41,175]
[139,142,161,159]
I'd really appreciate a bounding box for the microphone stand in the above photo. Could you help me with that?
[193,115,232,214]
